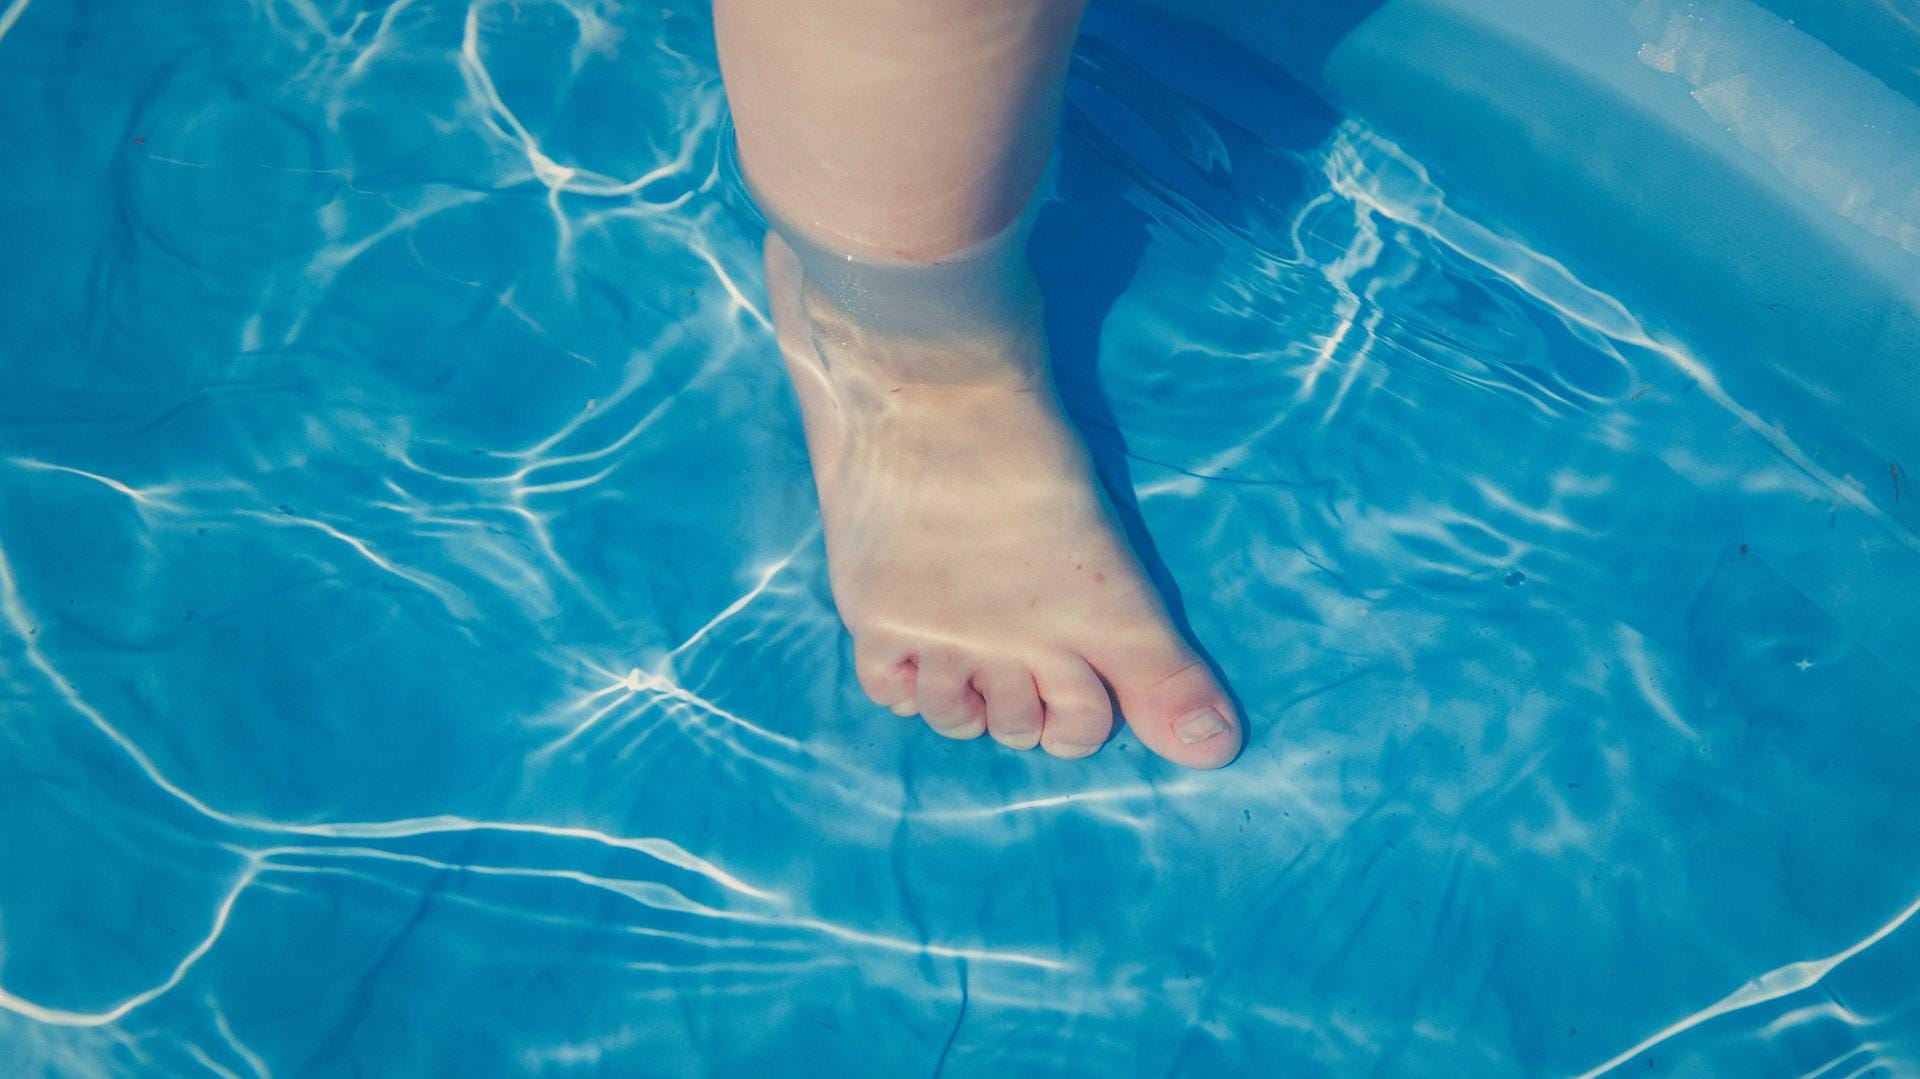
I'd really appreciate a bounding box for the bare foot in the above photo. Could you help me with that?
[764,234,1241,769]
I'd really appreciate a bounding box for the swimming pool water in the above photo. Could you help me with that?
[2,1,1917,1075]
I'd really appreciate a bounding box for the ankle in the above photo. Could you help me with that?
[792,260,1049,396]
[752,167,1050,384]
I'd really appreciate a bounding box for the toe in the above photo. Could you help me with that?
[1101,646,1242,770]
[915,649,986,739]
[1032,654,1113,759]
[976,663,1042,750]
[852,634,917,714]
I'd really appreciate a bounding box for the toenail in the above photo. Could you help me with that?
[1174,707,1229,744]
[1043,740,1100,759]
[992,731,1041,751]
[887,701,917,717]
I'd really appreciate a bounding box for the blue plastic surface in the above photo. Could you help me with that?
[2,1,1916,1075]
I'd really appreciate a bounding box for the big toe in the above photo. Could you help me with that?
[1104,650,1242,770]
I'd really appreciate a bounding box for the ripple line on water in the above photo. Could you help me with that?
[1574,888,1920,1077]
[0,0,32,47]
[0,541,784,1026]
[0,859,259,1028]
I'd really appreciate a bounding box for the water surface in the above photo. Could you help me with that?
[1,1,1916,1075]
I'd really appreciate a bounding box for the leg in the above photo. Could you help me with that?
[714,0,1243,768]
[714,0,1083,261]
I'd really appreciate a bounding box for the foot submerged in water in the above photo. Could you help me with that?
[763,233,1241,769]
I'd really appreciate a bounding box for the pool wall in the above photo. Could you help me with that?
[1125,0,1920,482]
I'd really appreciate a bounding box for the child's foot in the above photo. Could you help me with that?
[764,234,1241,769]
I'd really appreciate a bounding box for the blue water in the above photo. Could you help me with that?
[3,1,1918,1075]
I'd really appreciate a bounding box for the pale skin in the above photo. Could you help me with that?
[713,0,1243,768]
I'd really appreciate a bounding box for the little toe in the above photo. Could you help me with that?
[853,634,917,714]
[1103,648,1242,770]
[976,664,1042,750]
[1032,654,1114,760]
[915,650,986,739]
